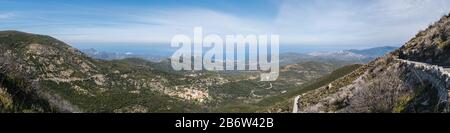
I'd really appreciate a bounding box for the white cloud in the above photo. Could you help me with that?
[274,0,450,46]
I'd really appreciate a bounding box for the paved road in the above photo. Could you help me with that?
[397,59,450,74]
[292,96,300,113]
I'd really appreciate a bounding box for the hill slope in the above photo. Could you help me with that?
[0,31,351,113]
[295,13,450,113]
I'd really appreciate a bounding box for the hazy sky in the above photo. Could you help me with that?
[1,0,450,47]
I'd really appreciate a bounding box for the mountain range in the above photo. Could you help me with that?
[0,30,362,112]
[82,46,397,65]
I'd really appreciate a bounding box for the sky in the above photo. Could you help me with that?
[1,0,450,47]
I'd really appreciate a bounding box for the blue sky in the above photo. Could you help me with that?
[1,0,450,47]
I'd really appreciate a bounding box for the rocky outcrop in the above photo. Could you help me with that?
[294,12,450,113]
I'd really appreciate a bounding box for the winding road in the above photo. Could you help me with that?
[292,58,450,113]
